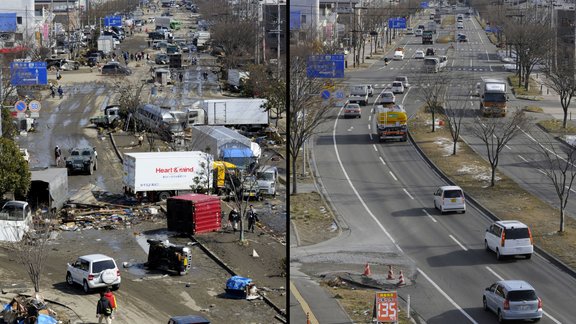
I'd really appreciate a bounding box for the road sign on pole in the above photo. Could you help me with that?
[104,15,122,27]
[373,291,398,323]
[10,62,48,86]
[388,18,407,29]
[321,90,331,100]
[14,100,26,112]
[28,100,41,112]
[307,54,345,79]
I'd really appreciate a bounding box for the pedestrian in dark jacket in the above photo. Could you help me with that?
[103,287,117,318]
[247,205,259,233]
[228,209,239,232]
[96,291,113,324]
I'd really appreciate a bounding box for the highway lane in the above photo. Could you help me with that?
[296,9,576,323]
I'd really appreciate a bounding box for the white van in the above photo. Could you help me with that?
[433,186,466,214]
[0,201,33,242]
[485,220,533,260]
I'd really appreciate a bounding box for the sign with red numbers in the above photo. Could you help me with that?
[374,291,398,323]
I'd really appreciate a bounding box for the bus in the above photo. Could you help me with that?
[134,104,185,140]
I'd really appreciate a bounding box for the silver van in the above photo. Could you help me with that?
[433,186,466,214]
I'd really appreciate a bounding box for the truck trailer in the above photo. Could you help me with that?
[374,104,408,142]
[199,99,269,131]
[480,79,508,117]
[123,151,213,201]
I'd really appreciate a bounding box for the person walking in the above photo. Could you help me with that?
[228,208,239,232]
[138,134,144,147]
[179,72,183,83]
[103,287,117,319]
[247,205,259,233]
[54,146,62,167]
[57,85,64,99]
[96,291,113,324]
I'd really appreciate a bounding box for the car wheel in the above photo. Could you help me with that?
[434,200,438,210]
[496,249,503,261]
[66,272,74,286]
[485,240,491,252]
[83,280,91,293]
[482,297,488,311]
[88,163,94,175]
[158,191,171,201]
[525,253,532,260]
[94,160,98,171]
[533,318,540,323]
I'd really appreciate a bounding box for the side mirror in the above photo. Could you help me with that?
[485,287,490,291]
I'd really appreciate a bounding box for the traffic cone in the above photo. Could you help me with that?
[363,263,371,276]
[387,265,395,280]
[397,270,405,286]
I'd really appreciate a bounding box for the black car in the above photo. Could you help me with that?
[155,54,170,64]
[148,31,166,40]
[101,62,131,75]
[457,34,468,42]
[426,48,435,56]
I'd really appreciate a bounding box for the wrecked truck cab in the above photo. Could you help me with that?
[146,239,192,275]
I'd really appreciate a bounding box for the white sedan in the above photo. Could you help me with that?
[414,50,425,59]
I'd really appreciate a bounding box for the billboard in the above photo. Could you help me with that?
[104,15,122,27]
[10,62,48,86]
[0,13,17,32]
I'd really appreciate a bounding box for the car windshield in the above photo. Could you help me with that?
[257,172,275,181]
[92,260,116,273]
[444,190,462,198]
[82,150,91,156]
[507,290,537,301]
[484,93,507,102]
[71,151,80,156]
[505,227,530,239]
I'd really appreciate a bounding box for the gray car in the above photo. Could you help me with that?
[483,280,542,323]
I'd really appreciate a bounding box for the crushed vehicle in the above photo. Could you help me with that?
[90,105,121,129]
[146,239,192,275]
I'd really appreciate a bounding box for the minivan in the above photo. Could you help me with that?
[484,220,533,260]
[391,81,404,94]
[483,280,542,322]
[433,186,466,214]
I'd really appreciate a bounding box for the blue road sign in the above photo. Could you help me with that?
[307,54,345,79]
[335,90,345,99]
[28,100,41,112]
[388,18,407,29]
[104,15,122,27]
[420,2,429,8]
[321,90,331,100]
[10,62,48,86]
[15,101,26,112]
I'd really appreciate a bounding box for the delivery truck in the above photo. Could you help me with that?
[189,125,253,160]
[348,85,373,106]
[190,99,268,131]
[97,36,115,54]
[480,78,508,117]
[374,104,408,142]
[123,151,213,201]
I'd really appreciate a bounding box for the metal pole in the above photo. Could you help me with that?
[407,294,411,319]
[277,0,281,77]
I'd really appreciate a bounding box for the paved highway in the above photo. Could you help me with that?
[292,7,576,323]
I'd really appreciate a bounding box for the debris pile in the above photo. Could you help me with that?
[58,205,165,231]
[0,295,64,324]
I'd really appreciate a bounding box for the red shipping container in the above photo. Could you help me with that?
[166,194,222,235]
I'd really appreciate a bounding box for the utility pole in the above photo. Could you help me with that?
[277,0,281,77]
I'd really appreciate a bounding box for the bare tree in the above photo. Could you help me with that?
[471,109,531,187]
[417,75,448,132]
[289,51,332,194]
[543,60,576,129]
[443,86,474,155]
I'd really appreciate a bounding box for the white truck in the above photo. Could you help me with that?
[480,79,508,117]
[188,98,269,131]
[188,125,253,160]
[195,31,211,49]
[123,151,213,201]
[427,21,437,34]
[348,85,373,106]
[423,55,448,73]
[97,36,115,54]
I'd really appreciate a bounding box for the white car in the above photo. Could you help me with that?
[19,149,29,163]
[414,50,425,59]
[415,29,423,36]
[66,254,121,293]
[485,220,533,260]
[433,185,466,214]
[393,51,404,60]
[395,76,411,88]
[378,91,396,104]
[391,81,404,94]
[406,27,414,35]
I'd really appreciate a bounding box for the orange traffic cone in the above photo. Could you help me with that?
[363,263,371,276]
[387,265,395,280]
[397,270,405,286]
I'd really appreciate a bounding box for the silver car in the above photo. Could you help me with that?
[483,280,542,323]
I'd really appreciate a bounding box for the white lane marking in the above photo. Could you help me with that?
[485,266,562,324]
[538,169,547,175]
[348,127,353,132]
[403,188,414,199]
[369,133,373,140]
[369,115,372,121]
[505,144,511,150]
[379,157,386,166]
[373,144,378,152]
[449,235,468,251]
[389,171,398,181]
[332,111,403,251]
[418,269,479,324]
[368,124,371,130]
[567,185,576,193]
[422,209,437,223]
[518,155,529,163]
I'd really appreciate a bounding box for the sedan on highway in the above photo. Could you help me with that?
[483,280,542,322]
[343,103,361,118]
[378,91,396,104]
[414,50,425,59]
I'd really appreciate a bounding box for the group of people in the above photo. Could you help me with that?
[96,287,117,324]
[49,84,64,99]
[227,205,260,233]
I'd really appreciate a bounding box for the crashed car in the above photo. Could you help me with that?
[65,147,97,175]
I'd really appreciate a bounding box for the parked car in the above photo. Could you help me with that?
[66,254,121,293]
[414,50,425,59]
[483,280,542,322]
[155,53,170,64]
[343,103,361,118]
[60,60,80,71]
[485,220,533,260]
[101,62,132,76]
[65,147,98,175]
[433,185,466,214]
[148,31,166,40]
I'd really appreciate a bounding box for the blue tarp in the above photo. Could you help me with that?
[37,314,58,324]
[0,13,17,32]
[221,148,253,158]
[226,276,252,290]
